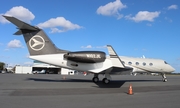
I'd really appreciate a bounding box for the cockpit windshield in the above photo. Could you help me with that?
[164,61,168,64]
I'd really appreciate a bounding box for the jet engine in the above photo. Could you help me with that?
[64,51,106,63]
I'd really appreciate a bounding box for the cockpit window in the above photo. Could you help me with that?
[164,61,168,64]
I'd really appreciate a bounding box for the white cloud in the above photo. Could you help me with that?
[168,5,178,10]
[81,45,106,49]
[37,17,82,33]
[146,23,152,26]
[7,39,23,48]
[96,0,127,19]
[96,45,106,49]
[81,45,93,49]
[0,6,35,23]
[126,11,160,22]
[165,17,172,22]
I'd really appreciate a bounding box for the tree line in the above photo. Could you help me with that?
[0,62,5,70]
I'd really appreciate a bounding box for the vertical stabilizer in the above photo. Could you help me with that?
[3,15,68,56]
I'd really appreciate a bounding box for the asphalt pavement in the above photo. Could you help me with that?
[0,74,179,108]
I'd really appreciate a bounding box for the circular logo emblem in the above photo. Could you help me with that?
[29,35,45,51]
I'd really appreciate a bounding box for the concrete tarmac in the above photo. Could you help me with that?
[0,74,180,108]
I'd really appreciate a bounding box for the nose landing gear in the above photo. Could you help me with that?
[161,73,167,82]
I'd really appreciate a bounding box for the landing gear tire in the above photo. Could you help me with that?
[163,78,168,82]
[161,73,167,82]
[102,78,110,84]
[92,77,99,83]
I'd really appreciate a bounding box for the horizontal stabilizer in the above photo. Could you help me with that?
[107,45,125,68]
[3,15,39,35]
[14,30,22,35]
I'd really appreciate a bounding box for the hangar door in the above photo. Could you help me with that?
[32,67,61,74]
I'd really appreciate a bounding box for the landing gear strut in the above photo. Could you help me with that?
[161,73,167,82]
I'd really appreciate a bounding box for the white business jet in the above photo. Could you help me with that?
[3,15,175,84]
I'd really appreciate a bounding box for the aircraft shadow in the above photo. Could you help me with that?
[27,78,161,88]
[27,78,92,82]
[93,79,161,88]
[93,81,125,88]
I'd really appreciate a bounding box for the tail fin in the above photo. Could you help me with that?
[3,15,68,55]
[107,45,125,68]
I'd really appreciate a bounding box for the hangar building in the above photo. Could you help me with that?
[15,60,74,75]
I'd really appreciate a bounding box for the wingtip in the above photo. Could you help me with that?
[106,45,112,47]
[2,15,7,17]
[2,15,12,19]
[2,15,6,18]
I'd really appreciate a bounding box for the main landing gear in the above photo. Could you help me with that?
[161,73,168,82]
[102,78,110,84]
[92,74,111,84]
[92,77,99,83]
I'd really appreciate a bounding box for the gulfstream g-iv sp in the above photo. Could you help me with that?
[3,15,175,83]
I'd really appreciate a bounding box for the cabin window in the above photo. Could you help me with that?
[136,62,139,65]
[142,62,146,66]
[149,63,153,66]
[128,62,132,65]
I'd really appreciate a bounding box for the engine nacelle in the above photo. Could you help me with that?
[64,51,106,63]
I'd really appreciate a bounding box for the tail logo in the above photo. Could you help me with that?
[29,35,45,51]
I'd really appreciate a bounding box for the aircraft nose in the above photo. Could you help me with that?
[172,67,175,72]
[169,66,175,72]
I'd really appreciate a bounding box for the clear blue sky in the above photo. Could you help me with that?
[0,0,180,72]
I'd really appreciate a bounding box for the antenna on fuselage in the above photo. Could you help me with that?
[141,55,146,58]
[142,55,146,58]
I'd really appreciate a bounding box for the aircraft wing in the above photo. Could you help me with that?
[107,45,125,68]
[3,15,39,35]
